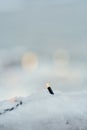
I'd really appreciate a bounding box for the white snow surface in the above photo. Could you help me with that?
[0,90,87,130]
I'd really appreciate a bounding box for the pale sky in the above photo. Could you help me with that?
[0,0,87,53]
[0,0,87,100]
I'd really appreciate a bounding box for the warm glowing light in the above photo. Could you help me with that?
[46,83,50,88]
[53,49,81,82]
[8,97,17,103]
[53,49,71,80]
[21,52,39,72]
[54,49,69,66]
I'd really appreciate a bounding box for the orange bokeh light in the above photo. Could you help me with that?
[21,52,39,72]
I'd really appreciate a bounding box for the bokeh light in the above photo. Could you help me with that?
[54,49,69,67]
[53,49,82,83]
[53,49,69,77]
[8,97,16,103]
[21,52,39,72]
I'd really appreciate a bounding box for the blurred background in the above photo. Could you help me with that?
[0,0,87,100]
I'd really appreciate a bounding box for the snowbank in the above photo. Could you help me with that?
[0,91,87,130]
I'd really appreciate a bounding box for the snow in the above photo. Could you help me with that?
[0,90,87,130]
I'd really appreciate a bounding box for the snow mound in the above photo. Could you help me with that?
[0,91,87,130]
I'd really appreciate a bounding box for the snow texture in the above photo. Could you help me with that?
[0,90,87,130]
